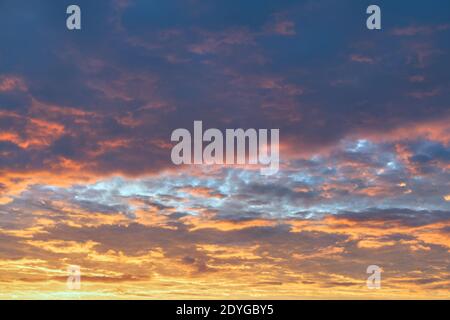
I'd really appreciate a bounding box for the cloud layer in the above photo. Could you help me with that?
[0,0,449,298]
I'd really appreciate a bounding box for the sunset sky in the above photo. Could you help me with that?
[0,0,449,299]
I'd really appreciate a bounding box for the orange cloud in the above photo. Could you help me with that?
[178,186,225,199]
[0,75,26,92]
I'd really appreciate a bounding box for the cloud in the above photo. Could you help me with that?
[349,54,375,64]
[0,0,450,299]
[392,24,450,36]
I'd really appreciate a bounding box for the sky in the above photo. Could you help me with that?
[0,0,449,299]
